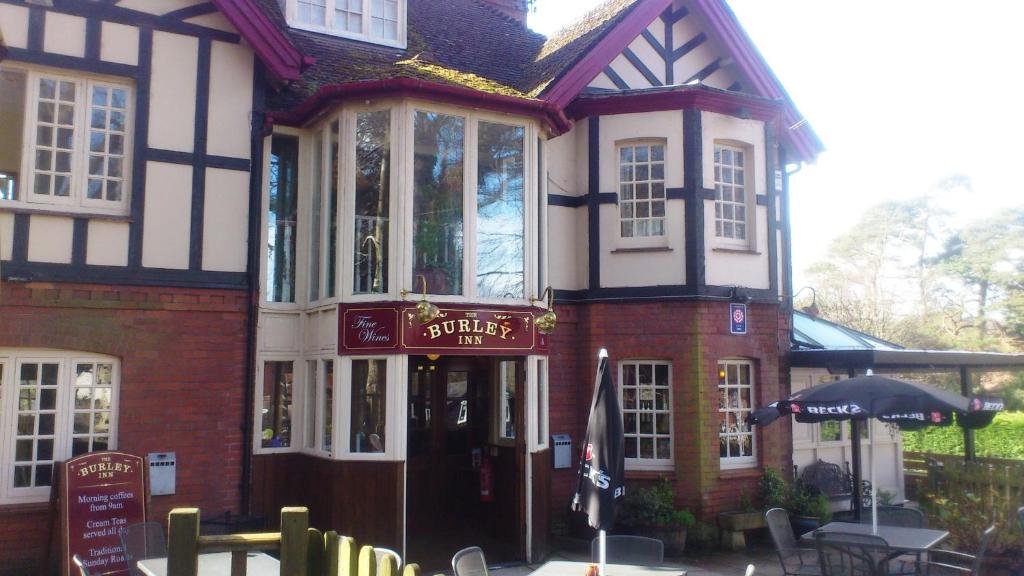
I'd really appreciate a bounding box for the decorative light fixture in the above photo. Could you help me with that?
[401,274,440,324]
[531,286,557,335]
[793,286,819,317]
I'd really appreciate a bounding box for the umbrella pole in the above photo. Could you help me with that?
[871,420,878,535]
[599,529,606,576]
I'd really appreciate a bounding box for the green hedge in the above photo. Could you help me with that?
[902,412,1024,459]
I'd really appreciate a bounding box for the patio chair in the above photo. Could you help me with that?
[872,506,925,528]
[590,535,664,565]
[814,531,892,576]
[765,508,821,575]
[375,547,403,572]
[917,524,996,576]
[452,546,488,576]
[118,521,167,575]
[72,554,92,576]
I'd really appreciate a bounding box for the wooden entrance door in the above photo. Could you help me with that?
[405,356,525,568]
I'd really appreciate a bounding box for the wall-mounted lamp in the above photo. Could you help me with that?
[531,286,558,335]
[793,286,819,317]
[401,274,440,324]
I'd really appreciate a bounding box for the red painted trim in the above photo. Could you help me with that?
[266,78,573,134]
[691,0,823,161]
[542,0,672,109]
[566,86,783,121]
[211,0,308,83]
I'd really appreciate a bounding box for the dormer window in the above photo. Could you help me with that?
[285,0,405,48]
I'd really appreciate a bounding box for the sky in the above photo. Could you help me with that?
[529,1,1024,289]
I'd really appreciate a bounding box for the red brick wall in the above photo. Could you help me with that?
[0,281,249,575]
[546,299,793,526]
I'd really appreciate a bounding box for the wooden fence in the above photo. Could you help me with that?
[167,507,422,576]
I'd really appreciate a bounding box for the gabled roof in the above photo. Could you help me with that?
[246,0,822,159]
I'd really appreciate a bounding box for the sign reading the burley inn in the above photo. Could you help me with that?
[339,303,550,355]
[61,452,146,576]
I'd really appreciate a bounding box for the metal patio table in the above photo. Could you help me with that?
[530,560,687,576]
[800,521,949,552]
[136,551,280,576]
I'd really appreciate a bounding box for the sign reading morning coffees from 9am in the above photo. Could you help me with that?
[63,452,146,576]
[339,303,549,355]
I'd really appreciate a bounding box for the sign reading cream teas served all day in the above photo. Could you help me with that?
[340,303,549,355]
[62,452,146,576]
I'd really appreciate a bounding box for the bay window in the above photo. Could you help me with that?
[718,359,756,468]
[349,358,387,453]
[0,350,118,504]
[620,361,673,470]
[310,121,340,303]
[267,136,299,303]
[260,361,294,449]
[285,0,406,48]
[476,122,525,298]
[353,110,392,295]
[0,66,132,214]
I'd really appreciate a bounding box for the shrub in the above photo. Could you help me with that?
[759,467,788,510]
[620,480,696,529]
[688,521,719,549]
[903,412,1024,459]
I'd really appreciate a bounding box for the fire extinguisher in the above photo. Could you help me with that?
[479,456,494,502]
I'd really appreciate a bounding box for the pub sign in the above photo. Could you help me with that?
[340,303,549,355]
[730,303,748,335]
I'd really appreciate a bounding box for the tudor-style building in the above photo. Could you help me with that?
[0,0,821,573]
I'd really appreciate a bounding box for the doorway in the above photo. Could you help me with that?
[406,355,525,570]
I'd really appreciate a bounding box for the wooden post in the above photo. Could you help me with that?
[279,507,309,576]
[230,550,247,576]
[402,563,421,576]
[379,553,398,576]
[167,508,201,576]
[358,545,377,576]
[306,527,325,576]
[324,531,340,576]
[339,535,358,576]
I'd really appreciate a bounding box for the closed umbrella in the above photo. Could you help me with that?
[572,349,625,576]
[749,372,1003,533]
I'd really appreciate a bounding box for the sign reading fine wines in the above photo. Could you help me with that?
[340,303,550,355]
[62,452,146,576]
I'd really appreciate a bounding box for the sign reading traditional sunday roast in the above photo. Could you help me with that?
[62,452,146,576]
[340,303,549,355]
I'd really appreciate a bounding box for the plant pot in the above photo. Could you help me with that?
[636,525,687,555]
[789,514,821,539]
[718,511,766,532]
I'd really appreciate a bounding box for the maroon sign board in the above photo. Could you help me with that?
[340,303,550,355]
[61,452,146,576]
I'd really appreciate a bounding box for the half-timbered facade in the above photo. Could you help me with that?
[0,0,820,572]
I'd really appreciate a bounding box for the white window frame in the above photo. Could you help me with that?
[492,358,519,446]
[307,119,342,306]
[619,360,673,472]
[616,140,667,244]
[0,65,133,216]
[300,356,336,457]
[718,358,757,469]
[342,102,401,303]
[527,356,549,453]
[261,131,304,308]
[401,102,540,306]
[253,356,300,455]
[337,354,404,461]
[712,142,753,249]
[283,0,408,49]
[0,349,120,504]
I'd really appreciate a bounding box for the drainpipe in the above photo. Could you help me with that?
[240,62,268,515]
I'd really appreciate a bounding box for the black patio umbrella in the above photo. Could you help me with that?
[572,349,625,574]
[749,373,1004,532]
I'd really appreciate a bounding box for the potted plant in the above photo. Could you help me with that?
[719,489,765,533]
[787,484,832,538]
[619,480,695,554]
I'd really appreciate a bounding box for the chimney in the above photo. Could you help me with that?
[479,0,529,26]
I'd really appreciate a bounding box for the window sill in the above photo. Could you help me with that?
[625,468,675,480]
[712,246,760,255]
[611,246,673,254]
[719,466,761,480]
[0,204,132,222]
